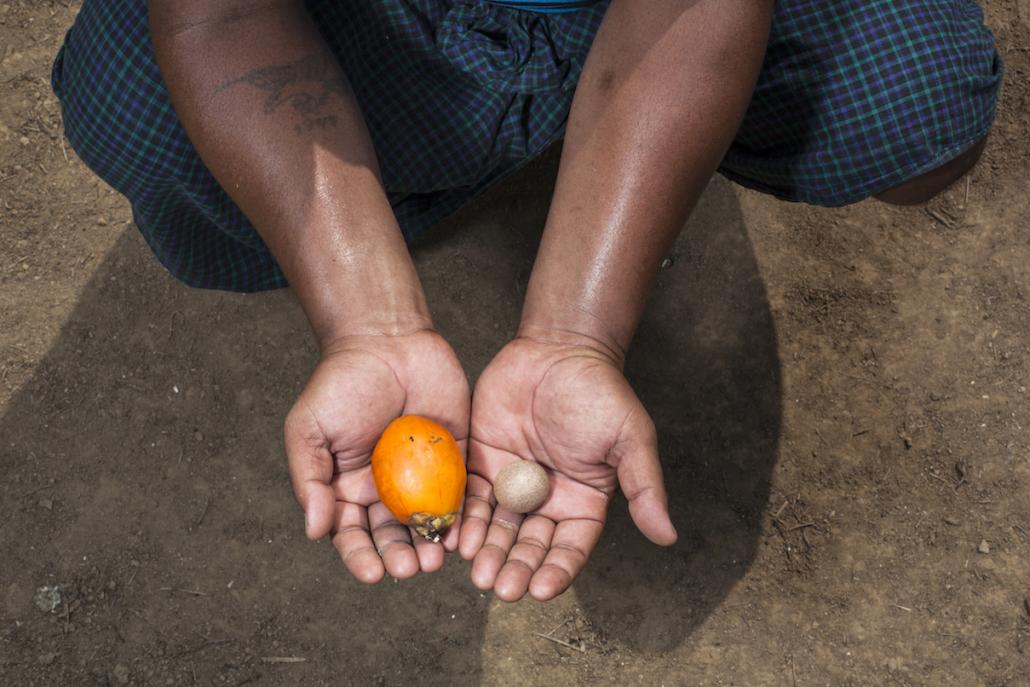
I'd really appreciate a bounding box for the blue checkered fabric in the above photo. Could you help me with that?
[486,0,599,12]
[52,0,1001,292]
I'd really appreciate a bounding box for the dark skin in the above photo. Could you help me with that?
[152,0,468,582]
[151,0,983,600]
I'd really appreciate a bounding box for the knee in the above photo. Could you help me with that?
[53,1,182,195]
[875,135,988,206]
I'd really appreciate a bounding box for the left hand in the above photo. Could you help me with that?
[459,333,677,601]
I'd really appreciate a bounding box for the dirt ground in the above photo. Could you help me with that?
[2,1,1029,685]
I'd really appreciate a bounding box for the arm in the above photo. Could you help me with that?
[461,0,773,601]
[150,1,471,582]
[523,0,774,357]
[149,0,429,343]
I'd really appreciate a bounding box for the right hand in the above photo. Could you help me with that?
[285,329,470,583]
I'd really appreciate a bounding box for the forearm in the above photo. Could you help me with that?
[520,0,773,362]
[150,1,430,346]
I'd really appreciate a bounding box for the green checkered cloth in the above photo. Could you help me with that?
[52,0,1001,291]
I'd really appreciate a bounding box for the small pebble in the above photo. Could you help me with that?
[977,539,990,554]
[33,585,62,613]
[113,663,130,685]
[37,652,57,665]
[943,516,960,526]
[96,216,108,226]
[235,388,255,411]
[39,498,53,510]
[19,135,29,146]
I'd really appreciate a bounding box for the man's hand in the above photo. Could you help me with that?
[455,0,772,601]
[286,329,470,584]
[459,334,676,601]
[152,5,464,586]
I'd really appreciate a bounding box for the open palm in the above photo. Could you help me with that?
[459,336,677,601]
[285,330,469,583]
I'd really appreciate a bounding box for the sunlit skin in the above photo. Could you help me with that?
[458,0,776,601]
[151,0,983,598]
[152,1,468,583]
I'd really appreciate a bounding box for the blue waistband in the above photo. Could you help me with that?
[485,0,598,12]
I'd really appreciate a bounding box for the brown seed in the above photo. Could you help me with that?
[494,461,550,514]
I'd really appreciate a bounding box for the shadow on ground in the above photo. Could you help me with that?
[575,176,781,653]
[418,154,782,654]
[0,153,778,683]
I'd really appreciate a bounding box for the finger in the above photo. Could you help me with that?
[469,506,524,591]
[330,501,384,584]
[458,473,495,560]
[528,518,604,601]
[612,412,677,546]
[368,502,419,580]
[410,526,445,573]
[438,434,469,555]
[285,408,335,540]
[440,513,462,552]
[493,515,555,602]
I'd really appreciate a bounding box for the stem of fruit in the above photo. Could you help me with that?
[408,512,457,543]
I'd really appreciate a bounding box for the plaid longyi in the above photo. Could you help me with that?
[52,0,1001,292]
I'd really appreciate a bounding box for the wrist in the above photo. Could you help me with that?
[281,191,434,348]
[318,321,436,359]
[311,278,433,351]
[516,317,627,369]
[317,311,433,352]
[294,233,430,350]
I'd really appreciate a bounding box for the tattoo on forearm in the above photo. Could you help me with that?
[217,53,348,136]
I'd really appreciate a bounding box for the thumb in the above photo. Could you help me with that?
[614,411,678,546]
[285,409,336,540]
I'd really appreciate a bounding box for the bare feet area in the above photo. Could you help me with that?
[1,2,1028,685]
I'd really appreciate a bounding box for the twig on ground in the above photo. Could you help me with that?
[170,638,234,659]
[192,498,211,531]
[159,587,207,596]
[544,618,571,638]
[168,311,182,341]
[533,632,585,653]
[926,208,955,228]
[25,480,55,497]
[786,522,815,532]
[261,657,307,664]
[3,255,29,272]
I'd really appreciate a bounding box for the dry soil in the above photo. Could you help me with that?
[1,2,1029,685]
